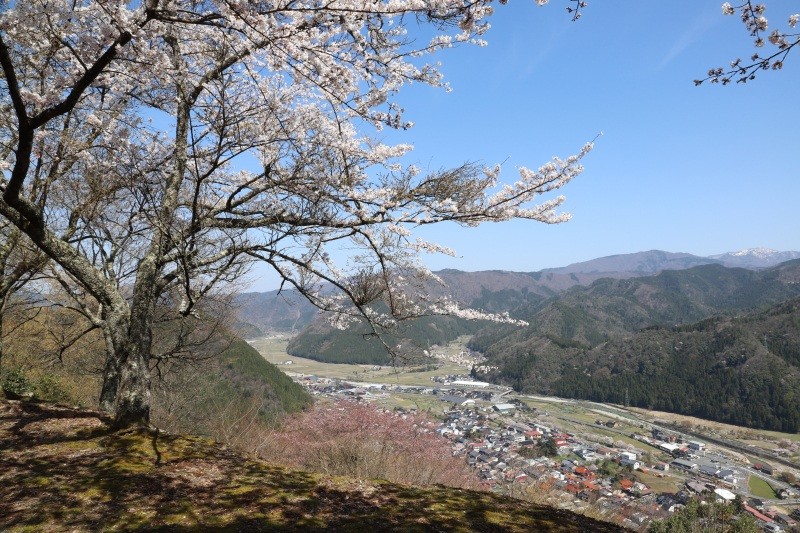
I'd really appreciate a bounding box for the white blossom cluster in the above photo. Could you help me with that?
[0,1,590,364]
[701,1,800,84]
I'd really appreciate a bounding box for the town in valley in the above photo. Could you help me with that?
[252,335,800,532]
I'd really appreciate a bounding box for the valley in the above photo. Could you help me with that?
[238,252,800,434]
[251,334,800,530]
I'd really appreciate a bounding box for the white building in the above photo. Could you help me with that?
[620,451,637,462]
[621,458,641,470]
[714,488,736,502]
[451,380,492,388]
[659,442,681,455]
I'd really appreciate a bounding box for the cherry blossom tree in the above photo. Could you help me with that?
[698,2,800,84]
[0,1,593,428]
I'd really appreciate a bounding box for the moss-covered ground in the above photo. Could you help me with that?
[1,399,625,532]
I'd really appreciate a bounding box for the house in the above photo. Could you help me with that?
[659,442,681,455]
[565,483,582,495]
[716,468,736,480]
[754,462,775,475]
[583,481,600,492]
[686,481,708,494]
[747,498,764,510]
[699,465,719,477]
[621,458,641,470]
[595,446,613,457]
[775,513,797,528]
[671,458,698,471]
[688,440,706,451]
[575,448,598,462]
[743,504,774,524]
[492,403,515,413]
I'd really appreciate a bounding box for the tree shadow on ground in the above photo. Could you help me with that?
[0,399,626,532]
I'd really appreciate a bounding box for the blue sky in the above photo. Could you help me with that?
[247,1,800,291]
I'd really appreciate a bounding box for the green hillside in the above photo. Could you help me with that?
[1,308,311,437]
[213,339,312,416]
[286,314,479,365]
[468,262,800,431]
[551,297,800,431]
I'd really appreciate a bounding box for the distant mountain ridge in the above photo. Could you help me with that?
[234,253,800,430]
[709,248,800,269]
[541,250,720,275]
[233,248,800,337]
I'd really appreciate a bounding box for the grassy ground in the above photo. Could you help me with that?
[629,407,800,443]
[633,471,681,495]
[370,393,459,417]
[747,475,778,499]
[0,399,625,532]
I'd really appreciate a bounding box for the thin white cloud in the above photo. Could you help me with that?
[659,10,720,68]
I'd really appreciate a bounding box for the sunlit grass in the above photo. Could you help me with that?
[748,475,778,499]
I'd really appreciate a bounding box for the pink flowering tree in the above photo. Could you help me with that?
[0,1,594,428]
[263,401,478,488]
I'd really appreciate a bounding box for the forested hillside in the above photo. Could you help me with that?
[286,314,478,364]
[278,252,744,364]
[471,261,800,354]
[551,297,800,431]
[472,262,800,431]
[235,259,800,431]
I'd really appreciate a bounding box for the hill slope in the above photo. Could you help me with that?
[550,296,800,432]
[471,260,800,357]
[0,306,312,437]
[0,399,624,532]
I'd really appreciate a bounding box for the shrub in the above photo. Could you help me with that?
[2,367,32,398]
[34,375,72,404]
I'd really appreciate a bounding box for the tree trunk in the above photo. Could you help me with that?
[108,258,159,429]
[113,344,151,429]
[98,352,119,413]
[0,303,4,377]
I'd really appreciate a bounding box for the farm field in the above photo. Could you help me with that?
[248,336,469,386]
[748,475,778,499]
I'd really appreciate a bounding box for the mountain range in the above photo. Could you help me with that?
[234,248,800,337]
[233,248,800,430]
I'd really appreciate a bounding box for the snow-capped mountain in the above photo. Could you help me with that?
[708,248,800,269]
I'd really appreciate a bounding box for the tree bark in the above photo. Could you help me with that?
[98,352,119,414]
[0,301,5,377]
[108,254,162,428]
